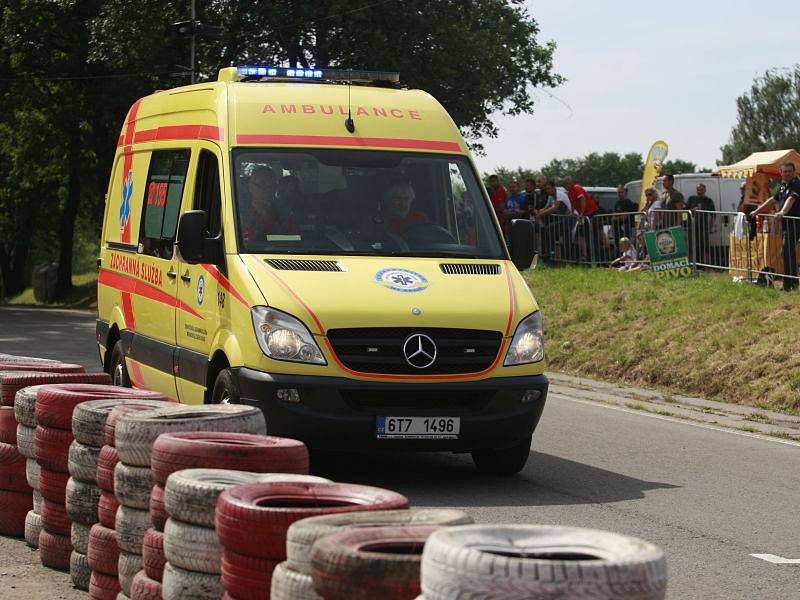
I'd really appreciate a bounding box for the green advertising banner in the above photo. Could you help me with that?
[643,226,692,279]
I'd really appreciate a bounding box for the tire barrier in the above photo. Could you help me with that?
[1,371,111,406]
[216,481,409,597]
[0,406,17,444]
[310,525,438,600]
[0,361,85,374]
[14,385,43,546]
[286,508,473,576]
[142,527,166,582]
[270,561,322,600]
[420,525,668,600]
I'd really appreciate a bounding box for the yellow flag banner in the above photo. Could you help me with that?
[639,140,669,210]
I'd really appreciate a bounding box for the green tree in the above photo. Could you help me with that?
[721,66,800,164]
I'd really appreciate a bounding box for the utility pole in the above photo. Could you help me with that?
[166,1,223,83]
[190,0,196,83]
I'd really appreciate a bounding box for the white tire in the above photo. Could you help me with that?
[162,562,223,600]
[421,525,667,600]
[70,550,91,590]
[286,508,472,575]
[118,550,143,596]
[71,521,91,554]
[114,462,154,509]
[65,477,101,526]
[164,468,330,528]
[13,384,45,427]
[73,398,141,447]
[25,458,40,489]
[116,505,152,555]
[33,489,42,513]
[24,510,42,548]
[270,562,322,600]
[163,518,221,574]
[68,441,101,484]
[115,405,266,467]
[16,424,35,458]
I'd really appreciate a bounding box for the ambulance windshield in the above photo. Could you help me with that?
[232,149,506,259]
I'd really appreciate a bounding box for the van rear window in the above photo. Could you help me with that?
[139,150,190,259]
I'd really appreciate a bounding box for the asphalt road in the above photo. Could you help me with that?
[1,306,798,599]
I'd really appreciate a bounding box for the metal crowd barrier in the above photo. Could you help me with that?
[532,213,582,265]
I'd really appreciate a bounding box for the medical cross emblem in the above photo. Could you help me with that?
[375,268,429,293]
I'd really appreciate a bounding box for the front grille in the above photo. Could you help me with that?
[342,389,491,415]
[265,259,342,272]
[439,263,501,275]
[327,327,502,375]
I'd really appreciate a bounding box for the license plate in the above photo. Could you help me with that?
[376,416,460,439]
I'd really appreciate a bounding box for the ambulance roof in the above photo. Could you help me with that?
[122,67,466,156]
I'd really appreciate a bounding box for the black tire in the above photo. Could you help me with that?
[471,436,531,476]
[211,369,239,405]
[110,341,131,388]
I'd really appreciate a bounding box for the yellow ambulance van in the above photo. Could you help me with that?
[96,66,547,474]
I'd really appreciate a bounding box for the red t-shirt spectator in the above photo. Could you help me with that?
[490,185,507,217]
[567,184,599,216]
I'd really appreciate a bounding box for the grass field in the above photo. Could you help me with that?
[2,271,98,310]
[526,265,800,414]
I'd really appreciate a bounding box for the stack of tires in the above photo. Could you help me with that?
[112,404,267,599]
[418,525,668,600]
[275,509,473,600]
[0,369,111,406]
[0,393,33,539]
[67,392,167,591]
[13,385,48,547]
[215,481,410,599]
[158,469,330,600]
[89,400,172,600]
[145,431,310,600]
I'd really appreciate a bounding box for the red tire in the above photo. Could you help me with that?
[0,441,29,491]
[0,372,111,406]
[88,523,120,576]
[105,401,173,447]
[34,425,73,472]
[36,384,166,430]
[0,489,32,536]
[98,491,120,529]
[215,482,409,560]
[39,529,72,571]
[149,484,167,531]
[89,570,122,600]
[38,467,70,503]
[221,549,279,600]
[96,445,119,492]
[41,498,71,535]
[130,569,162,600]
[0,361,84,374]
[143,527,166,582]
[310,526,437,600]
[0,406,17,443]
[151,432,309,486]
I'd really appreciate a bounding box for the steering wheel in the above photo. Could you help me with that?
[401,222,459,245]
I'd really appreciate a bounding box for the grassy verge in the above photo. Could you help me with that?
[1,272,98,311]
[525,265,800,414]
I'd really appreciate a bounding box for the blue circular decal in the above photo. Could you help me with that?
[375,268,429,293]
[197,275,206,305]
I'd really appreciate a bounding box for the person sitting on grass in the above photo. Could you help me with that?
[609,237,639,271]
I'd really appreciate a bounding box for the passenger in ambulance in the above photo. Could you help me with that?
[376,176,428,235]
[240,167,297,241]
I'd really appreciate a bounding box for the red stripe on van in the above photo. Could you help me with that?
[201,264,249,308]
[236,134,461,153]
[134,125,224,144]
[504,265,515,337]
[251,258,326,334]
[99,269,204,320]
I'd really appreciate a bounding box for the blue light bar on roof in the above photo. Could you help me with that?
[236,66,399,83]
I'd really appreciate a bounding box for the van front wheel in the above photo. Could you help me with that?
[109,342,131,388]
[211,369,240,405]
[471,436,532,476]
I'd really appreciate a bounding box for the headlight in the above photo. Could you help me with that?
[504,311,544,366]
[251,307,326,365]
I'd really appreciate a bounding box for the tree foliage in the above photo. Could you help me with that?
[491,152,701,188]
[721,66,800,164]
[0,0,560,299]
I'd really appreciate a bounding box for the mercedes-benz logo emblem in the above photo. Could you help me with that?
[402,333,437,369]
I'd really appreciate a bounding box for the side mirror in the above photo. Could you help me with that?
[509,218,536,271]
[176,210,223,265]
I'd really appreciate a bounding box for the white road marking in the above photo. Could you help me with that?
[750,554,800,564]
[549,392,800,449]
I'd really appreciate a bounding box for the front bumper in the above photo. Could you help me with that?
[231,368,548,452]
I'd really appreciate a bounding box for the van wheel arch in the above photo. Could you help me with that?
[205,351,231,404]
[104,325,121,374]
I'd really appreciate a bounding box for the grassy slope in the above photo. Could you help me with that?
[525,266,800,414]
[2,272,98,310]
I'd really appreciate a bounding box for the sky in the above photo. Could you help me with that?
[474,0,796,176]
